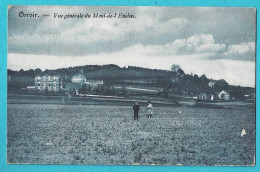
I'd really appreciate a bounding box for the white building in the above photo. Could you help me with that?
[85,80,104,87]
[218,90,230,101]
[34,73,63,91]
[71,74,86,84]
[208,81,216,88]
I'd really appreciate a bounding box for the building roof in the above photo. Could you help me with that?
[199,93,207,95]
[36,71,60,77]
[219,90,230,94]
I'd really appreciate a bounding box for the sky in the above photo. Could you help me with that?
[8,6,256,87]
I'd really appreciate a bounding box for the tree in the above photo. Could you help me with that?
[177,68,185,76]
[200,74,207,80]
[171,64,186,77]
[193,74,200,83]
[79,84,88,94]
[171,64,180,72]
[28,69,35,77]
[200,74,209,85]
[215,79,229,90]
[35,68,42,75]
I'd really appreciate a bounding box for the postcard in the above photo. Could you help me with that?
[7,6,256,165]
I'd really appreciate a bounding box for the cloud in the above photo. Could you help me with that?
[221,42,255,61]
[126,35,255,62]
[175,34,226,54]
[121,34,226,56]
[9,6,255,57]
[7,6,256,87]
[8,6,188,56]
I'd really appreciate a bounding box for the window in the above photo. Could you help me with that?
[49,84,51,87]
[48,76,51,80]
[38,84,40,86]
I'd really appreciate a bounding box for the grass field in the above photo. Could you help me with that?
[7,104,255,165]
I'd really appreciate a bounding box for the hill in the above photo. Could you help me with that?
[85,66,175,80]
[7,64,255,100]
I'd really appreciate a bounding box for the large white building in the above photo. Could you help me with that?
[34,73,63,91]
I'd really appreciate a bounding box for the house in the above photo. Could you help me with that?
[34,72,63,91]
[85,80,104,87]
[208,81,216,88]
[71,74,86,84]
[244,90,256,100]
[198,93,207,100]
[218,90,230,101]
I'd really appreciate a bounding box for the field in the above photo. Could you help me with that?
[7,104,255,165]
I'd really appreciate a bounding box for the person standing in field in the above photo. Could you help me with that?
[147,100,153,118]
[133,101,140,120]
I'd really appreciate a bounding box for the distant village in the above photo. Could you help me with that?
[7,64,256,102]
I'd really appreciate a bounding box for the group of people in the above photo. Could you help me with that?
[132,101,153,120]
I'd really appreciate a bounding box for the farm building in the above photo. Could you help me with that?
[198,93,207,100]
[71,74,86,84]
[34,72,63,91]
[85,80,104,87]
[218,90,230,101]
[208,81,216,87]
[198,93,216,101]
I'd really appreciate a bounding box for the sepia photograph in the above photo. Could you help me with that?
[7,6,256,166]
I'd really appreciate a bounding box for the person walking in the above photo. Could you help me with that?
[147,100,153,118]
[133,101,140,120]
